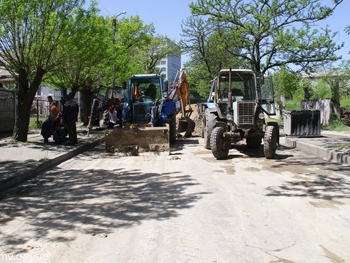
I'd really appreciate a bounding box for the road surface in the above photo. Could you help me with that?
[0,137,349,263]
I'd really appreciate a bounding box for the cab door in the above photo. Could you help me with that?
[260,75,276,116]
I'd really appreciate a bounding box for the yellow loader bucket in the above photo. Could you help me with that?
[105,124,170,155]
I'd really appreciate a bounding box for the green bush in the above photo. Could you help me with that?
[340,97,350,108]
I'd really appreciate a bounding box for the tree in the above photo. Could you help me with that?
[190,0,344,76]
[0,0,84,142]
[272,67,301,103]
[180,16,245,98]
[113,15,155,83]
[44,3,112,125]
[141,36,181,74]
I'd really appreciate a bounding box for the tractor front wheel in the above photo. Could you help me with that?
[210,126,230,159]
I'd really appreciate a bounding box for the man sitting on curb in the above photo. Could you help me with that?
[41,114,56,143]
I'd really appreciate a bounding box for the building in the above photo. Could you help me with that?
[156,53,181,83]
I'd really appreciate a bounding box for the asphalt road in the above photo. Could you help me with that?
[0,137,349,263]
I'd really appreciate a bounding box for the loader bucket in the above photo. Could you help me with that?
[105,124,170,155]
[177,117,195,137]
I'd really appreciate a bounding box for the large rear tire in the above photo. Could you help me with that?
[204,110,217,149]
[210,126,230,159]
[264,125,277,159]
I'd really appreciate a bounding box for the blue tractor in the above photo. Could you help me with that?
[105,72,194,154]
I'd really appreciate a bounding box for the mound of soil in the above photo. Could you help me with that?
[176,104,202,137]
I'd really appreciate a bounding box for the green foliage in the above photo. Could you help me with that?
[312,78,332,99]
[0,0,85,141]
[45,3,111,96]
[189,0,344,75]
[272,67,301,101]
[113,15,154,83]
[340,96,350,107]
[180,16,245,99]
[139,36,181,74]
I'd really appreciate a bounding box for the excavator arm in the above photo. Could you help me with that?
[168,68,195,137]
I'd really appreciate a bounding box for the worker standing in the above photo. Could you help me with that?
[61,94,79,145]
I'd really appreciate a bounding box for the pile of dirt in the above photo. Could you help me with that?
[176,104,202,137]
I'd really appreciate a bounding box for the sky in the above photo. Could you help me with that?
[90,0,350,68]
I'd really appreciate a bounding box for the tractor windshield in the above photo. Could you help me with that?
[218,71,256,102]
[129,76,162,102]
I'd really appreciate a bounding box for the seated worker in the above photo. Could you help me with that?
[41,114,56,143]
[52,113,67,144]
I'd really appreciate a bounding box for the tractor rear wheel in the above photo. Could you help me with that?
[264,125,277,159]
[210,126,230,159]
[204,110,217,149]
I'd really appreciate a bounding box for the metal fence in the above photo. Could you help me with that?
[30,99,63,121]
[31,99,50,119]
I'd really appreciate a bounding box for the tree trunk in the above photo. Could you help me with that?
[332,80,341,120]
[81,90,93,126]
[13,69,45,142]
[303,87,309,101]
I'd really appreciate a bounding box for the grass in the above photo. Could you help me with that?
[322,120,350,132]
[29,116,46,130]
[284,100,301,110]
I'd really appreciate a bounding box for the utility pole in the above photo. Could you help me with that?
[112,10,127,91]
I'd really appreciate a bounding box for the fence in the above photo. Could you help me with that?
[31,98,51,120]
[0,88,15,132]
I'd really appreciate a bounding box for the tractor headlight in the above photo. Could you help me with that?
[259,113,265,119]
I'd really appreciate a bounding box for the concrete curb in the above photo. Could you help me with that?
[0,137,104,193]
[284,136,350,165]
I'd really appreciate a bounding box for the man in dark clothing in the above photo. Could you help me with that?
[41,114,56,143]
[62,94,79,145]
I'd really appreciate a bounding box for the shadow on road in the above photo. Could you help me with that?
[265,148,350,200]
[0,150,209,253]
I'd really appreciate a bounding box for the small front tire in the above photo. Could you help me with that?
[210,126,230,159]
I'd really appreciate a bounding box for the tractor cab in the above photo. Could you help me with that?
[125,74,163,124]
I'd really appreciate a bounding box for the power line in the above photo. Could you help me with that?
[95,0,112,17]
